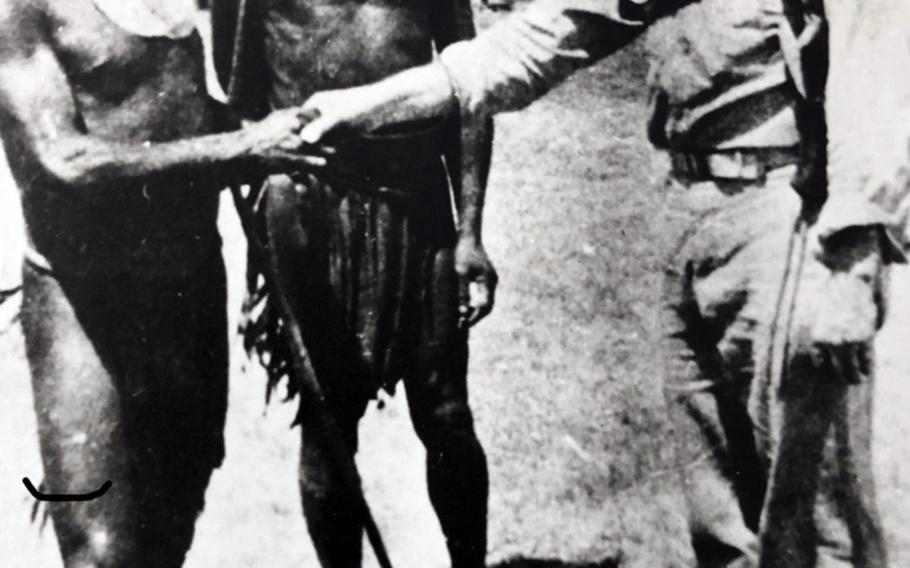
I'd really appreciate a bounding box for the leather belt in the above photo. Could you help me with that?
[669,147,801,182]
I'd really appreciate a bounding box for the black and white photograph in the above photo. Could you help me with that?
[1,0,909,566]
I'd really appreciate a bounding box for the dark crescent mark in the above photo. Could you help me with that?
[22,477,112,502]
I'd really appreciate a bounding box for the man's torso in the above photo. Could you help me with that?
[259,0,452,223]
[262,0,435,107]
[20,0,221,276]
[644,0,801,150]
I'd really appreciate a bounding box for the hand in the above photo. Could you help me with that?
[455,237,498,328]
[241,108,331,169]
[297,88,370,145]
[809,226,885,343]
[790,225,885,384]
[298,62,458,144]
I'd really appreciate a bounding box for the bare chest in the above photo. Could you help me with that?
[263,0,434,98]
[46,0,211,139]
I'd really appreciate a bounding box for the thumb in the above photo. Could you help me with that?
[299,115,334,145]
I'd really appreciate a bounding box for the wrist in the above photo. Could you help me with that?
[221,129,255,163]
[817,225,884,270]
[821,225,881,253]
[457,230,482,245]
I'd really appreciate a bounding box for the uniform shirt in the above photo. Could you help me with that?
[440,0,799,150]
[437,0,910,252]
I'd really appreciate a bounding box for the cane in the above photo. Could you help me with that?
[229,183,395,568]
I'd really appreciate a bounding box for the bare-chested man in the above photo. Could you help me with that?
[213,0,495,566]
[0,0,317,565]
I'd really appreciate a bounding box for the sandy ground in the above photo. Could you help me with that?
[1,9,910,568]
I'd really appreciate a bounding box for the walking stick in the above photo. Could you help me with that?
[229,183,395,568]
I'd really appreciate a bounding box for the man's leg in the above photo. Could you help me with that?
[22,264,142,567]
[298,394,368,568]
[757,357,886,568]
[128,261,229,566]
[660,172,805,567]
[21,261,228,567]
[758,230,887,568]
[661,265,763,568]
[404,247,489,568]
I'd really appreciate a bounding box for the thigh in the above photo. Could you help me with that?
[660,175,801,556]
[21,263,141,563]
[21,260,230,565]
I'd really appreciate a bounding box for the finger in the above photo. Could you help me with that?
[824,345,842,381]
[298,142,337,157]
[278,138,306,152]
[300,156,328,168]
[270,151,328,168]
[458,302,475,329]
[844,343,866,385]
[458,277,472,328]
[476,297,495,323]
[296,155,328,168]
[467,282,491,327]
[300,116,334,145]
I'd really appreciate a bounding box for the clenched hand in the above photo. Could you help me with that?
[455,237,498,328]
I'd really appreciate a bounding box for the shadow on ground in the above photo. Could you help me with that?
[490,557,620,568]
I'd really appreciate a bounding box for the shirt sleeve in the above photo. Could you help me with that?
[438,0,680,116]
[818,0,910,261]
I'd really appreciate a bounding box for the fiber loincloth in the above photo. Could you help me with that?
[241,127,463,414]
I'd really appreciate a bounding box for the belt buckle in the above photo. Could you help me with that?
[725,151,766,181]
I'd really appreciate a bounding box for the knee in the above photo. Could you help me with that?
[62,527,137,568]
[298,424,359,498]
[412,399,479,454]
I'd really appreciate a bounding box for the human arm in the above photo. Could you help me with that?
[791,0,909,353]
[300,0,692,143]
[432,0,497,327]
[0,0,315,194]
[815,0,910,263]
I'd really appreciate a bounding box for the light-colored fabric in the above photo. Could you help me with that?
[0,144,25,293]
[91,0,198,39]
[660,167,887,567]
[440,0,641,116]
[819,0,910,257]
[439,0,799,149]
[439,0,910,251]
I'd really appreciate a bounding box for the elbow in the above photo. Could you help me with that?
[35,138,103,190]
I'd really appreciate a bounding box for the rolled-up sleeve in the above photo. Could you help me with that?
[818,0,910,261]
[438,0,681,116]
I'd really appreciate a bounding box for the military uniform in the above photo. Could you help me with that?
[429,0,910,565]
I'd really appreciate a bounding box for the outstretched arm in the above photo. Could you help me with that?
[0,0,313,194]
[432,0,497,327]
[300,0,692,142]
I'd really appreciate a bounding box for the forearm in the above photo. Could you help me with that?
[457,115,493,241]
[438,0,668,117]
[35,129,254,191]
[336,63,458,133]
[817,0,910,261]
[304,0,664,140]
